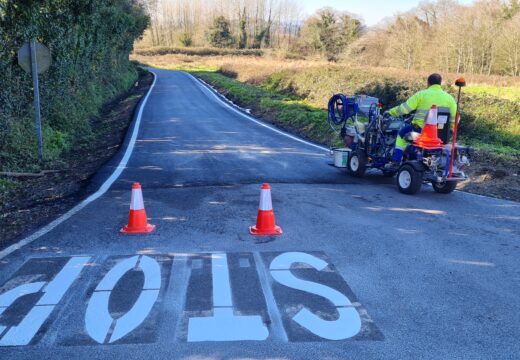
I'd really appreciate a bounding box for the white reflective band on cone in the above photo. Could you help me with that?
[130,189,145,210]
[259,189,273,211]
[425,107,438,125]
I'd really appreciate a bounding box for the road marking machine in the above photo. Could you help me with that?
[328,78,471,194]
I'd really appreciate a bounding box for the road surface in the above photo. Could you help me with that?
[0,69,519,359]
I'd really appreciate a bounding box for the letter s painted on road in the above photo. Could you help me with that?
[269,252,361,340]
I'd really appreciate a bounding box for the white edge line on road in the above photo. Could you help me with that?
[187,71,507,202]
[0,71,158,260]
[184,72,330,153]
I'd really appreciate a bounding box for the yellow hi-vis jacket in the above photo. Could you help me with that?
[388,84,457,128]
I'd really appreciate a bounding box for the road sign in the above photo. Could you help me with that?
[17,42,51,74]
[17,39,52,161]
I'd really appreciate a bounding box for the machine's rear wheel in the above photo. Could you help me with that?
[432,181,457,194]
[397,164,423,194]
[347,150,366,177]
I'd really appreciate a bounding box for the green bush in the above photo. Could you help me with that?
[207,16,235,48]
[179,32,193,47]
[0,0,149,171]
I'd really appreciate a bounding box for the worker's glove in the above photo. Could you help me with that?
[383,111,391,118]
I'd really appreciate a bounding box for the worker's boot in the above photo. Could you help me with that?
[384,161,401,171]
[386,148,404,171]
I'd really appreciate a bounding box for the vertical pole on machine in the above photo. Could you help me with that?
[448,78,465,178]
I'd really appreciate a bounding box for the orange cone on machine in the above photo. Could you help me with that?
[121,182,156,234]
[414,105,443,149]
[250,183,283,236]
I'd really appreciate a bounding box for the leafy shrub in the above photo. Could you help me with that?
[207,16,235,48]
[179,32,193,47]
[0,0,149,171]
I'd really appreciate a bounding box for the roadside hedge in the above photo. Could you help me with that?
[134,46,264,57]
[0,0,149,171]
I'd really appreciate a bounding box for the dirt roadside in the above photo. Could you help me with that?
[458,152,520,201]
[0,70,154,248]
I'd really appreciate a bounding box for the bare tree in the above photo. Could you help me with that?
[498,13,520,76]
[137,0,302,49]
[137,0,520,76]
[351,0,519,75]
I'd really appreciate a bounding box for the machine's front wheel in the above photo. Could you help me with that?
[347,150,367,177]
[432,181,457,194]
[397,164,423,194]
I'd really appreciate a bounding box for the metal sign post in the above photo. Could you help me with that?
[17,39,51,161]
[30,39,44,160]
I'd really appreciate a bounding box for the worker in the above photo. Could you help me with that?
[384,73,457,170]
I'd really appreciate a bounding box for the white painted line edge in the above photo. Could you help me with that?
[0,71,158,261]
[187,71,505,202]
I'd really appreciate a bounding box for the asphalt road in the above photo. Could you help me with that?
[0,69,519,359]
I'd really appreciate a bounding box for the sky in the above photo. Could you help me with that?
[300,0,476,26]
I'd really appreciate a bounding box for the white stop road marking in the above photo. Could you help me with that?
[0,252,374,346]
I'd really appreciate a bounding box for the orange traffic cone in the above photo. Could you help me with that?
[414,105,443,149]
[250,183,283,236]
[121,182,155,234]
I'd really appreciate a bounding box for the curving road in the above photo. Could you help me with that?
[0,69,519,359]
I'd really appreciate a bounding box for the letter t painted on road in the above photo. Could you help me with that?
[187,253,269,342]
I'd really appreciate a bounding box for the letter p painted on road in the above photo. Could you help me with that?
[0,256,91,346]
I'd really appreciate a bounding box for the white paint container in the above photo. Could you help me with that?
[333,148,351,168]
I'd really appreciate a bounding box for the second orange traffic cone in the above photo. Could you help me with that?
[249,183,282,236]
[414,105,443,149]
[121,182,156,234]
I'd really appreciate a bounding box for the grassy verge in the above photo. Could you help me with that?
[465,85,520,101]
